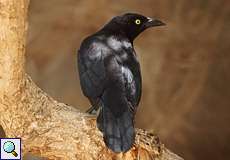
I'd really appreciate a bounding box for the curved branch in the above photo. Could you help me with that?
[0,0,183,159]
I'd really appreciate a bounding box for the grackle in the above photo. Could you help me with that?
[77,13,165,152]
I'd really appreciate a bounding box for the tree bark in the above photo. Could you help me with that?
[0,0,183,159]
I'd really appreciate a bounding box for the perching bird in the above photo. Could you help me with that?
[77,13,165,152]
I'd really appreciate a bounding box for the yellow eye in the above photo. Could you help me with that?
[135,19,141,25]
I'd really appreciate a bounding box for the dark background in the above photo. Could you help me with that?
[1,0,230,159]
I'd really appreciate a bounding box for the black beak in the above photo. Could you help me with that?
[145,17,166,28]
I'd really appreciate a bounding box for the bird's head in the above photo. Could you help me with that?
[102,13,165,42]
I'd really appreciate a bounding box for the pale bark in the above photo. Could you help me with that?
[0,0,183,159]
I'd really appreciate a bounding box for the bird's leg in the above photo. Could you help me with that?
[86,98,101,114]
[86,105,99,114]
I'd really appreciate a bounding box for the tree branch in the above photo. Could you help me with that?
[0,0,183,159]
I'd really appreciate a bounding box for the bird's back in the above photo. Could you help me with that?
[78,33,141,152]
[78,33,141,106]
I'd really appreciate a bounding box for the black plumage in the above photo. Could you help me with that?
[77,13,165,152]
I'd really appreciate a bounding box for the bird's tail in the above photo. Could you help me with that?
[97,105,135,153]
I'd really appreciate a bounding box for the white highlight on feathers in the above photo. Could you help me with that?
[107,37,132,51]
[122,41,132,49]
[121,66,133,83]
[107,37,121,50]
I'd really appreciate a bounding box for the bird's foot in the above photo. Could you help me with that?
[86,106,98,115]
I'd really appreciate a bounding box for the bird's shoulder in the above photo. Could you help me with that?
[79,34,108,52]
[78,35,113,62]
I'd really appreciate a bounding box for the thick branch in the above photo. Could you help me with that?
[0,0,183,159]
[0,0,28,92]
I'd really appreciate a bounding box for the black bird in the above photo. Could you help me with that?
[77,13,165,152]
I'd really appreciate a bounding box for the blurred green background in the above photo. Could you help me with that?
[2,0,230,159]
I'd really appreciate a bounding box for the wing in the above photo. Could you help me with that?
[102,51,141,114]
[98,54,139,152]
[78,40,107,99]
[121,48,142,109]
[122,65,141,110]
